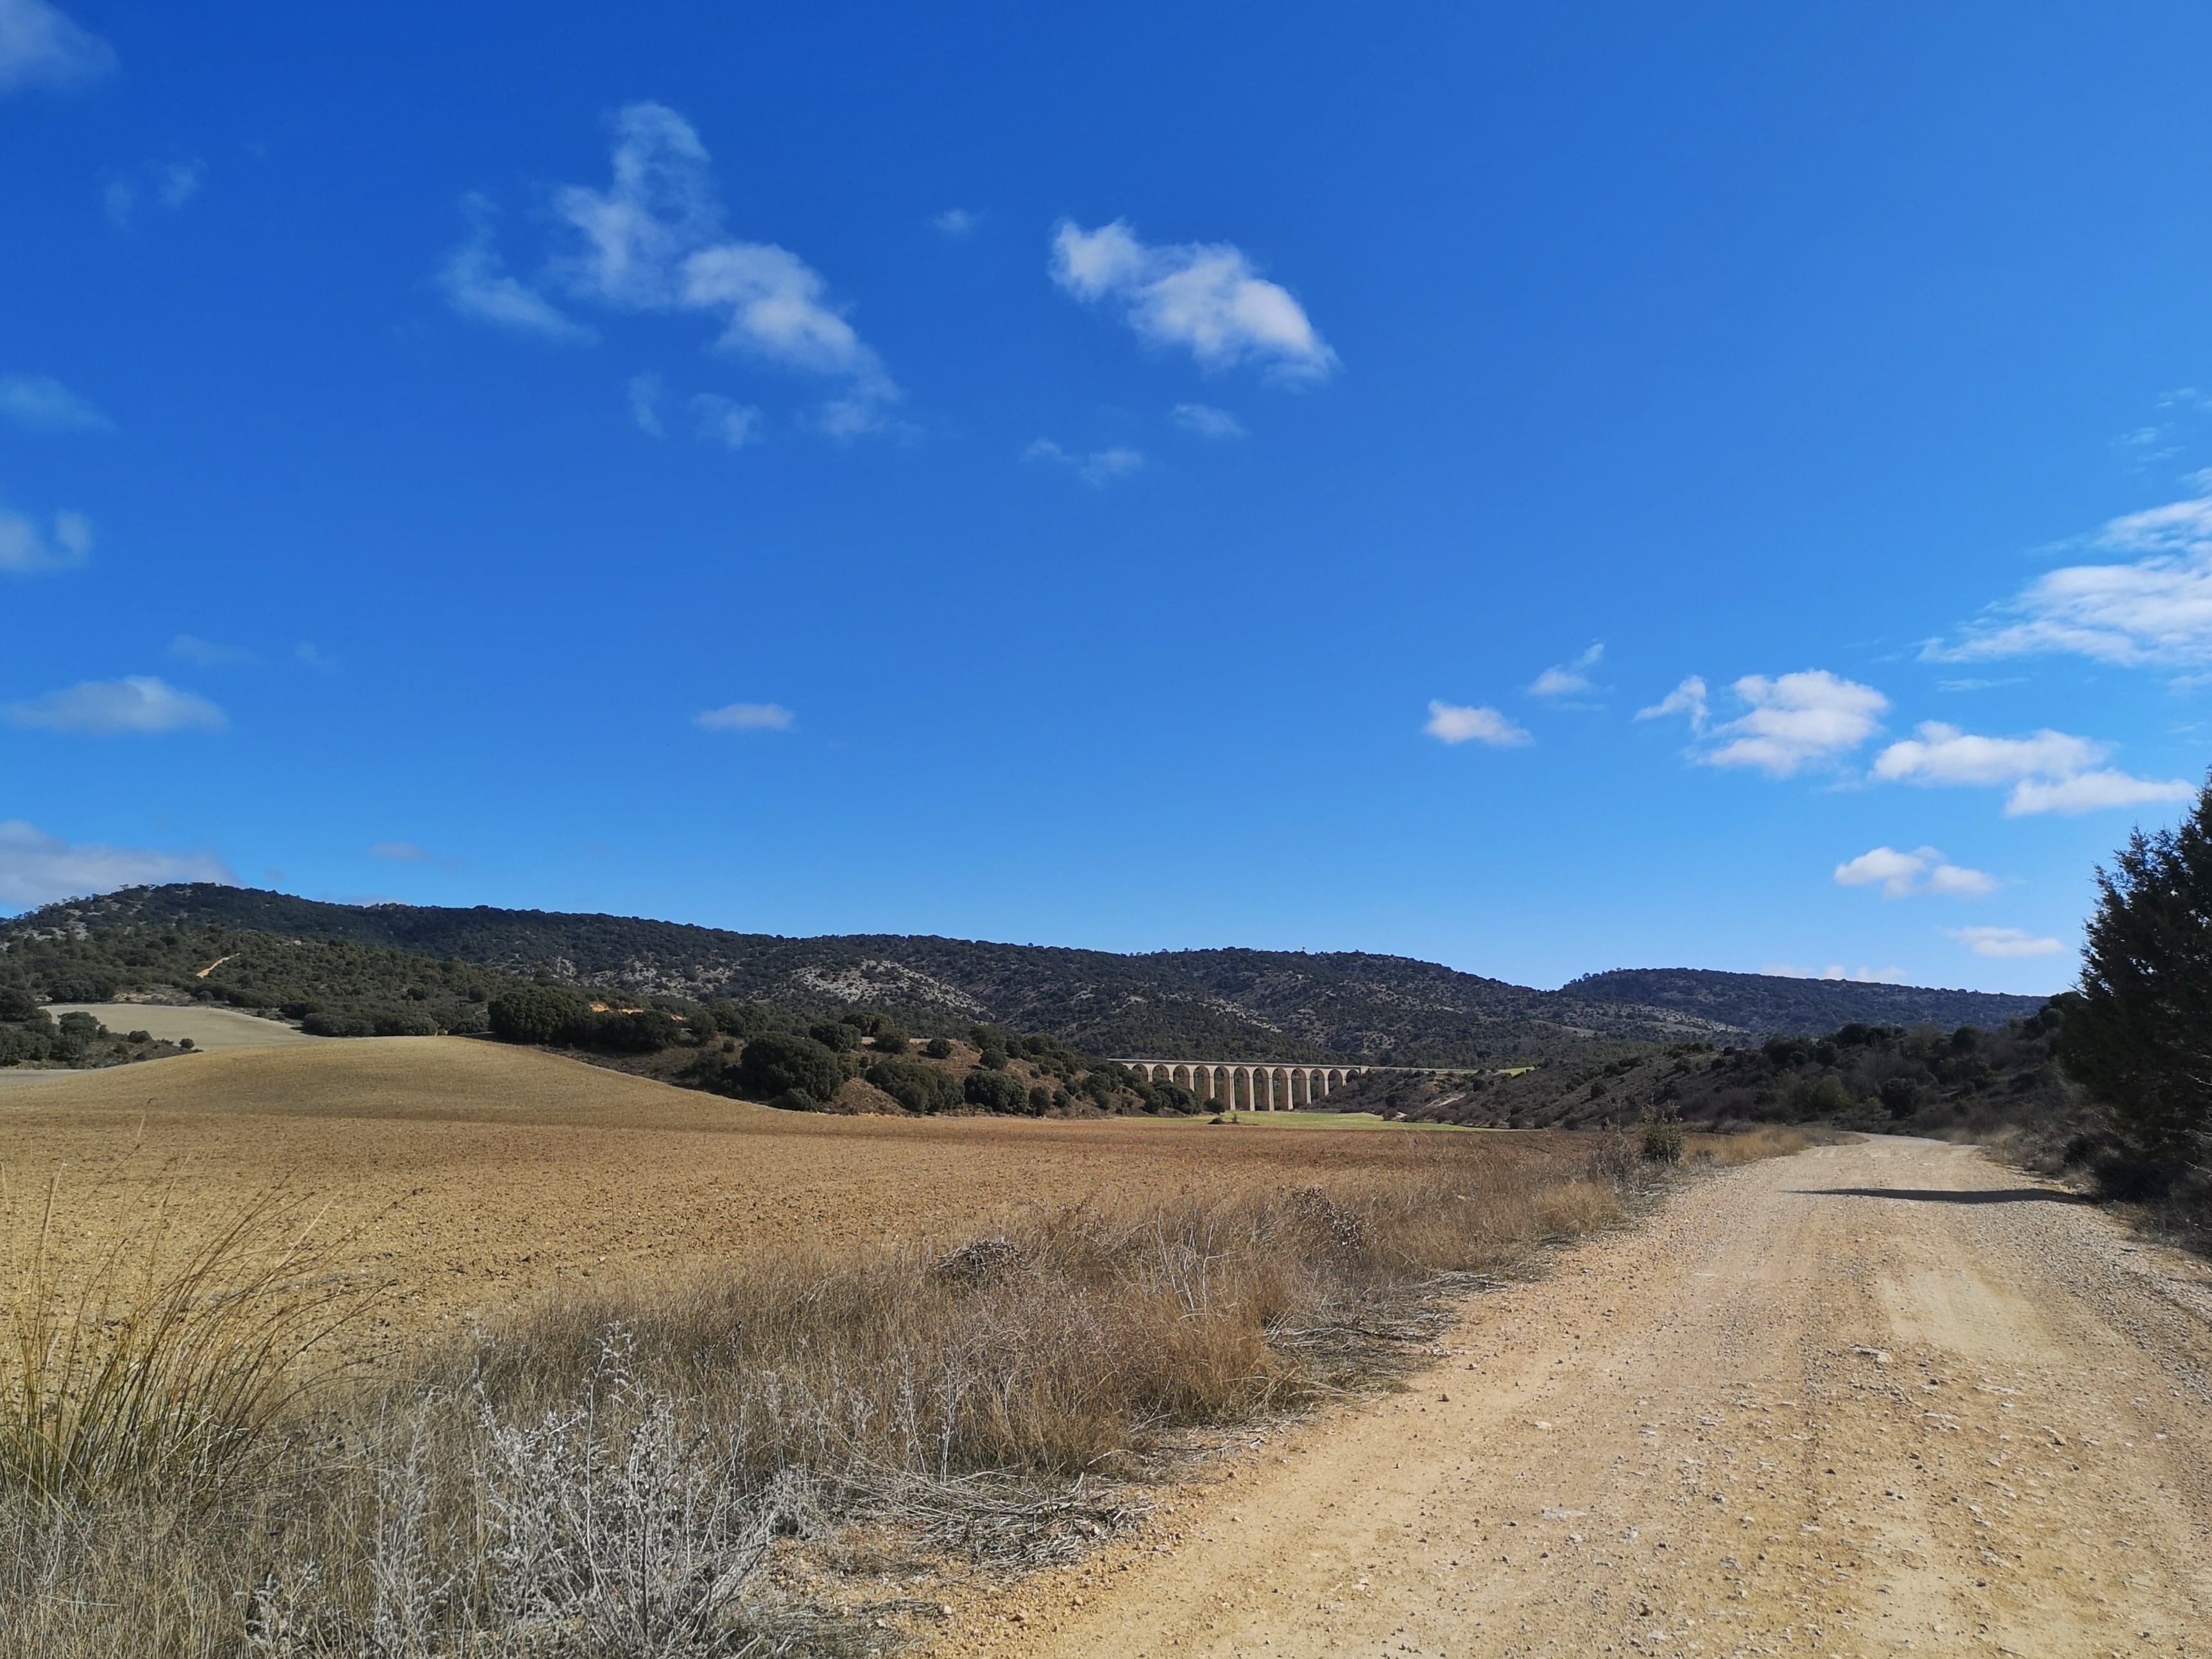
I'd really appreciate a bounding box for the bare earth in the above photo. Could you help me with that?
[960,1137,2212,1658]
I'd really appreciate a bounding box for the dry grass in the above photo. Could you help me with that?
[0,1122,1805,1656]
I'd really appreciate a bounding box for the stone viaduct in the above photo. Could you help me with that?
[1114,1059,1455,1112]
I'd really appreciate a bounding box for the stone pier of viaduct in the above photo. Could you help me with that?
[1114,1059,1453,1112]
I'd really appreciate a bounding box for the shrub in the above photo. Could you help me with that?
[871,1025,909,1054]
[587,1009,679,1053]
[809,1021,861,1054]
[1027,1085,1053,1116]
[489,985,594,1046]
[371,1009,440,1037]
[963,1069,1029,1114]
[864,1059,963,1115]
[0,987,39,1022]
[923,1035,954,1060]
[302,1013,375,1037]
[1641,1118,1685,1163]
[735,1034,846,1105]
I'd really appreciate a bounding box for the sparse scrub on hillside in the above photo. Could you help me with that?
[0,1128,1769,1657]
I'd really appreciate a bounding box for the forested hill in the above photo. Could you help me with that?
[3,884,2050,1064]
[1566,968,2047,1035]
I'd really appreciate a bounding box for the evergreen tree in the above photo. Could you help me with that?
[2061,776,2212,1168]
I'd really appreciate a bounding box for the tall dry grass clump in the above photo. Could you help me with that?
[0,1128,1777,1656]
[1,1169,372,1504]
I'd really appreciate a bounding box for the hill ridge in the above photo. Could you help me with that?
[1,885,2051,1064]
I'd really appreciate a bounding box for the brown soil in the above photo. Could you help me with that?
[0,1037,1548,1347]
[945,1136,2212,1657]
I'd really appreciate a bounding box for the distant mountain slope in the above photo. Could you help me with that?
[1565,967,2048,1034]
[3,885,2052,1062]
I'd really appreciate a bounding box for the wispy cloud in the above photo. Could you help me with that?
[3,676,226,735]
[1172,402,1246,440]
[1025,438,1144,486]
[1871,721,2190,817]
[0,819,230,910]
[1529,643,1604,699]
[628,373,665,436]
[1636,676,1708,732]
[1949,925,2064,959]
[440,194,596,342]
[104,159,206,230]
[1833,845,1996,899]
[542,103,899,434]
[1928,492,2212,669]
[689,392,763,449]
[1050,219,1336,382]
[930,208,976,237]
[368,840,433,863]
[0,373,110,432]
[1423,701,1531,747]
[0,506,90,574]
[1644,670,1885,777]
[0,0,114,94]
[167,634,259,668]
[694,701,794,731]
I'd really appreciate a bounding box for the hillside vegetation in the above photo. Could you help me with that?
[4,884,2048,1064]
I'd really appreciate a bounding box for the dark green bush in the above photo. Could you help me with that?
[303,1012,377,1037]
[866,1059,963,1115]
[586,1009,679,1053]
[737,1032,848,1105]
[488,985,594,1045]
[871,1024,909,1054]
[372,1009,440,1037]
[964,1069,1029,1114]
[0,986,40,1021]
[809,1021,861,1053]
[923,1035,954,1059]
[1027,1085,1053,1116]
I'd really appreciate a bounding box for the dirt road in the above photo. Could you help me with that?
[987,1137,2212,1658]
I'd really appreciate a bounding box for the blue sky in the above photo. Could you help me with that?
[4,1,2209,995]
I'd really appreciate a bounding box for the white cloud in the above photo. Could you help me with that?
[549,103,898,432]
[0,0,114,94]
[1636,675,1708,731]
[1930,493,2212,668]
[1762,962,1907,984]
[369,840,433,863]
[293,642,338,672]
[0,506,90,573]
[694,701,794,731]
[1872,720,2191,817]
[1697,670,1887,777]
[1024,438,1144,486]
[1172,402,1246,440]
[440,194,595,342]
[2005,770,2194,817]
[167,634,257,668]
[689,392,764,449]
[0,373,110,432]
[0,820,231,911]
[104,158,207,230]
[930,208,975,236]
[1949,925,2064,960]
[1050,219,1336,382]
[627,373,664,436]
[1833,845,1996,899]
[1424,701,1531,747]
[3,676,227,735]
[1529,643,1604,699]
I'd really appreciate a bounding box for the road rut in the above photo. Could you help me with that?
[977,1137,2212,1657]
